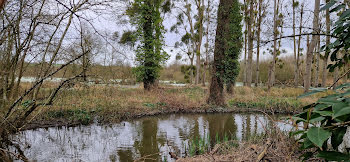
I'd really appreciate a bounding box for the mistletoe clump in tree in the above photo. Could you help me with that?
[126,0,170,90]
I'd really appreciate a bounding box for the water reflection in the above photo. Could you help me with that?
[12,113,292,162]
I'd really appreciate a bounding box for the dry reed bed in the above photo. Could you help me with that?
[12,84,326,129]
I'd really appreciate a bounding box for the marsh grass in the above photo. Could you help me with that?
[19,84,324,126]
[177,116,307,162]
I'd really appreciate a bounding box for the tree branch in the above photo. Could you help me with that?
[4,50,90,119]
[329,68,350,89]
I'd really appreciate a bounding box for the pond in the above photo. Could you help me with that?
[11,113,293,162]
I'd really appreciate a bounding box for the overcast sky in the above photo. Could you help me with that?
[73,0,333,66]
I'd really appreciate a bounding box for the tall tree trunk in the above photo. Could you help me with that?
[190,56,194,84]
[143,0,155,91]
[293,0,298,87]
[255,0,263,87]
[314,36,321,87]
[268,0,278,90]
[202,0,211,86]
[246,0,254,87]
[304,0,320,92]
[296,4,304,88]
[208,0,234,106]
[322,0,330,87]
[243,0,248,86]
[195,0,204,85]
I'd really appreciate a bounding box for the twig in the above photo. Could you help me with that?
[4,50,90,119]
[0,148,28,162]
[133,153,159,162]
[329,68,350,89]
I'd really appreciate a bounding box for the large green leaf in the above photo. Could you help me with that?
[298,88,328,98]
[318,96,340,104]
[314,110,333,117]
[335,83,350,90]
[340,9,350,21]
[320,0,336,11]
[317,151,350,161]
[332,102,350,118]
[331,127,347,149]
[309,116,325,123]
[307,127,331,148]
[330,4,346,13]
[314,104,330,111]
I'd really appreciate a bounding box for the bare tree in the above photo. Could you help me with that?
[304,0,320,92]
[246,0,254,87]
[321,0,330,87]
[268,0,279,90]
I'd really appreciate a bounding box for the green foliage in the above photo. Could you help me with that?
[119,31,137,46]
[126,0,170,89]
[47,109,92,125]
[292,2,350,160]
[221,0,243,85]
[292,83,350,161]
[320,1,350,72]
[188,134,211,156]
[180,65,196,83]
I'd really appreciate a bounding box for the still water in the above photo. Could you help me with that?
[12,113,293,162]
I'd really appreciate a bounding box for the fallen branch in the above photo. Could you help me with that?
[256,139,272,162]
[169,152,178,160]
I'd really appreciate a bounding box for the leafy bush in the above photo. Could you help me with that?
[292,83,350,161]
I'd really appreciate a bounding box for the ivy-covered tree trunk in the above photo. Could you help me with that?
[208,0,229,105]
[127,0,169,91]
[142,1,155,90]
[208,0,242,104]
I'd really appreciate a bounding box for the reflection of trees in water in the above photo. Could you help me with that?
[116,149,134,162]
[134,118,160,162]
[204,114,237,147]
[253,115,258,135]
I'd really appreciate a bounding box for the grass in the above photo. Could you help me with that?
[13,83,325,127]
[177,121,311,162]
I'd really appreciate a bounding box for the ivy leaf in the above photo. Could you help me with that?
[307,127,331,148]
[331,127,347,149]
[317,151,350,161]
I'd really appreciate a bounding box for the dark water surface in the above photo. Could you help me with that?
[12,113,293,162]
